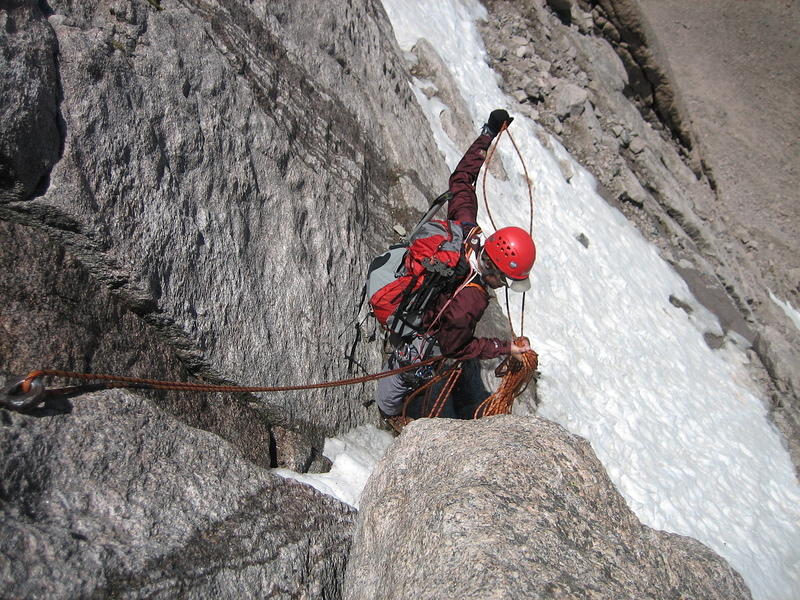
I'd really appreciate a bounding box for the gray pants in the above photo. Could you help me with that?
[375,337,438,416]
[375,340,490,419]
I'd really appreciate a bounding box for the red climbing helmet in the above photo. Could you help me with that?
[484,227,536,281]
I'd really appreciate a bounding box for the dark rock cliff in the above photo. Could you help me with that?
[0,0,448,596]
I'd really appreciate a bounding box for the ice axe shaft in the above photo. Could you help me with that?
[409,191,452,239]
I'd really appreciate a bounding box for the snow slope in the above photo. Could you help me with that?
[770,290,800,333]
[278,2,800,598]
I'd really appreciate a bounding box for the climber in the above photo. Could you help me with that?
[376,109,536,426]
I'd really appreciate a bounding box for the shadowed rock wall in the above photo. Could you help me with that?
[0,219,276,467]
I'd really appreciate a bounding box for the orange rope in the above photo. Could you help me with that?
[481,123,506,232]
[474,337,538,418]
[481,126,535,239]
[426,363,462,418]
[506,130,535,235]
[17,358,443,396]
[480,126,535,338]
[402,369,446,417]
[401,360,462,418]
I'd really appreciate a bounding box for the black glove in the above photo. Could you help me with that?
[483,109,514,137]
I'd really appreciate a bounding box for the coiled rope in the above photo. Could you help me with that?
[474,337,538,418]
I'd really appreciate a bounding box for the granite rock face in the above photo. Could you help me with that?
[345,416,751,600]
[1,390,355,599]
[0,0,448,438]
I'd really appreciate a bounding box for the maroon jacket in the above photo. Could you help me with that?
[421,134,511,360]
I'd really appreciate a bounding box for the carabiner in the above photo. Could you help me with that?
[0,374,46,411]
[494,355,523,377]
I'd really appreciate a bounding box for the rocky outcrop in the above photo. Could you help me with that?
[0,0,792,596]
[479,0,800,469]
[345,417,751,600]
[1,389,355,598]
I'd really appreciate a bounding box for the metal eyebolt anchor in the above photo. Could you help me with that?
[1,374,46,410]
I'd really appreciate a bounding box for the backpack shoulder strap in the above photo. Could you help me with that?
[465,281,486,292]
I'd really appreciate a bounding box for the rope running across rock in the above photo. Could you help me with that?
[3,129,539,420]
[0,358,443,412]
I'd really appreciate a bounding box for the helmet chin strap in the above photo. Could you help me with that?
[476,247,507,286]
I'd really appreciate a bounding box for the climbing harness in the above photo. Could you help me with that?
[0,358,443,412]
[400,359,463,419]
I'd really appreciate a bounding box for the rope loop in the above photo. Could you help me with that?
[474,337,538,418]
[480,124,535,338]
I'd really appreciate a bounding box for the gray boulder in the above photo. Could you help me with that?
[345,417,751,600]
[1,389,355,599]
[551,81,589,119]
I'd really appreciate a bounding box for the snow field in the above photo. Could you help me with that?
[770,290,800,332]
[273,425,395,510]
